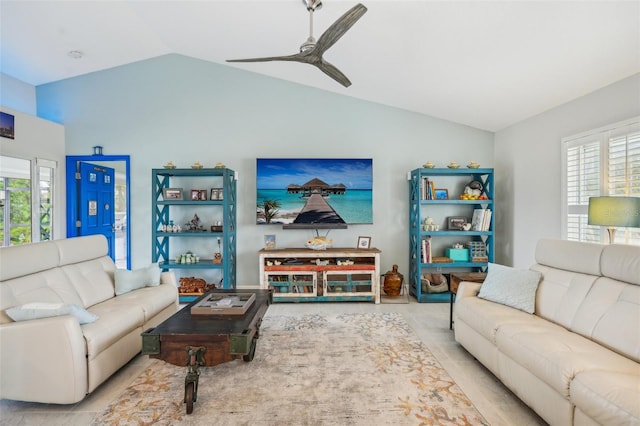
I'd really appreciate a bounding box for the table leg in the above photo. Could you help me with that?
[449,292,455,330]
[184,346,206,414]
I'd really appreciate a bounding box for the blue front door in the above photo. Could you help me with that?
[78,162,115,259]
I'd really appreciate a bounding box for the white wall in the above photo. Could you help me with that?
[0,106,66,238]
[36,54,494,286]
[494,73,640,268]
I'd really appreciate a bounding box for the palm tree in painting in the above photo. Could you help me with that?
[258,199,281,224]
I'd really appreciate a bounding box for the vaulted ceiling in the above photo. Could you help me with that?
[1,0,638,131]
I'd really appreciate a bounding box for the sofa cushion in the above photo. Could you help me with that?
[114,284,178,322]
[571,277,640,362]
[0,240,59,281]
[81,300,146,359]
[455,295,545,344]
[60,258,115,308]
[56,235,108,266]
[114,264,161,296]
[601,243,640,286]
[534,238,604,276]
[5,302,98,324]
[571,370,640,425]
[531,264,599,329]
[496,322,640,398]
[0,268,86,324]
[477,263,542,314]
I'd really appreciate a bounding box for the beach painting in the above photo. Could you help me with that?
[256,158,373,225]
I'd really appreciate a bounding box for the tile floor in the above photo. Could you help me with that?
[0,299,547,425]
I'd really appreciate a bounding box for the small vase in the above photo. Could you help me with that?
[383,264,404,297]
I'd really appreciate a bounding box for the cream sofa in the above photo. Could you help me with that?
[0,235,178,404]
[454,239,640,426]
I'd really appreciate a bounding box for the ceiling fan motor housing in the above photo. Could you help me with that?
[303,0,322,12]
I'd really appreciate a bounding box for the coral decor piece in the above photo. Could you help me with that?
[178,277,216,294]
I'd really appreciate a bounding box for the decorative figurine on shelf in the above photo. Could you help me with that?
[185,214,204,231]
[213,237,222,264]
[461,180,488,200]
[423,217,439,231]
[164,161,176,169]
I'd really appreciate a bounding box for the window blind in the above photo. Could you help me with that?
[562,117,640,244]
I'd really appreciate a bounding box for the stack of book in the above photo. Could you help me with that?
[471,208,492,231]
[421,177,435,200]
[421,237,432,263]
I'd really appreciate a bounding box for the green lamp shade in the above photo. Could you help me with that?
[588,196,640,228]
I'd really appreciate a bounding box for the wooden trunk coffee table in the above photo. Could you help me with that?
[142,289,272,414]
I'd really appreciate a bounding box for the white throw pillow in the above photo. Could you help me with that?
[5,302,98,324]
[477,263,542,314]
[114,263,161,295]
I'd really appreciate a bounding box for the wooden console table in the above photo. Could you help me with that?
[449,272,487,329]
[258,248,381,303]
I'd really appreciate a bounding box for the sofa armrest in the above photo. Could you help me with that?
[160,270,177,287]
[0,315,88,403]
[456,281,482,299]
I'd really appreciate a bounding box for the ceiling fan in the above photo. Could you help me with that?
[227,1,367,88]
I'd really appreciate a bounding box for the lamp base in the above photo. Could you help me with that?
[606,227,616,244]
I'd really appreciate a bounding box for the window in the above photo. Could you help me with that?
[562,117,640,244]
[0,156,56,246]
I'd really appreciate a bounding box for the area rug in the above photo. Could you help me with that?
[92,312,488,425]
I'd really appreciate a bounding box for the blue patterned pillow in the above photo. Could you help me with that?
[477,263,542,314]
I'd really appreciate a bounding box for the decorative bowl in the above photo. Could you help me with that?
[192,162,203,169]
[467,163,480,169]
[214,162,226,169]
[447,163,460,169]
[164,162,176,169]
[423,162,435,168]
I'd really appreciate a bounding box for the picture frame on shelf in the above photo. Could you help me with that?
[162,188,183,200]
[434,188,449,200]
[264,234,276,250]
[357,236,371,249]
[447,216,467,230]
[190,190,201,201]
[210,188,223,200]
[199,190,208,200]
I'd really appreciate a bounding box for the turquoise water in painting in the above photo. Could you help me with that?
[257,189,373,224]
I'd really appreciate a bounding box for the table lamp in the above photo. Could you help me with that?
[588,196,640,243]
